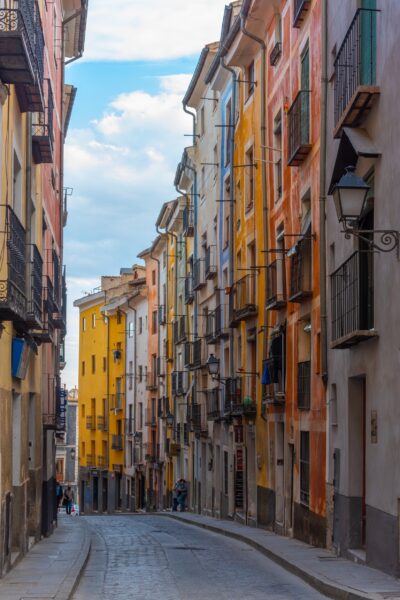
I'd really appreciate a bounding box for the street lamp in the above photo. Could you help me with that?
[206,354,220,377]
[166,411,174,428]
[332,166,400,256]
[70,448,76,461]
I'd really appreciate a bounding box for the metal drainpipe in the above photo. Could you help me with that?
[183,102,197,147]
[240,12,268,528]
[220,57,236,382]
[319,0,328,385]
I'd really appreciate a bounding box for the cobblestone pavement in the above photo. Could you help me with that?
[73,515,329,600]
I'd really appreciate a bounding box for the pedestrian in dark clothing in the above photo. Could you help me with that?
[172,480,179,511]
[56,483,63,510]
[176,479,188,512]
[64,486,74,515]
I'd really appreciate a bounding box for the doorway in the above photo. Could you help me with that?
[93,477,99,512]
[102,477,108,513]
[348,376,366,548]
[275,422,285,525]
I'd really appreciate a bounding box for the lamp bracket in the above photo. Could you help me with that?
[342,227,400,258]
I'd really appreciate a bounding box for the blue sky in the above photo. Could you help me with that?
[63,0,228,388]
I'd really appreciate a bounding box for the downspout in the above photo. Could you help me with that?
[183,102,196,147]
[220,57,236,381]
[240,11,268,528]
[320,0,328,385]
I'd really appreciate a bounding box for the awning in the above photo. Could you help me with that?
[328,127,381,194]
[101,296,128,314]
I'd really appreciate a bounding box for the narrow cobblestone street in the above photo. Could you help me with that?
[72,515,329,600]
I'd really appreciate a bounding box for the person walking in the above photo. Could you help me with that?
[64,486,75,515]
[172,480,179,512]
[176,478,188,512]
[56,483,63,511]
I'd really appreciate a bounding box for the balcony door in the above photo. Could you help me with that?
[300,43,310,145]
[360,0,377,86]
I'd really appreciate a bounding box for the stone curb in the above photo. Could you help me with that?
[162,513,375,600]
[55,519,92,600]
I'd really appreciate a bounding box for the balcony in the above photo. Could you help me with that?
[32,78,53,164]
[224,377,243,416]
[97,456,108,470]
[26,244,43,328]
[157,355,166,377]
[110,393,124,411]
[262,357,285,405]
[184,340,192,368]
[193,258,205,291]
[86,415,95,430]
[172,371,188,396]
[184,275,194,304]
[331,251,377,349]
[14,2,45,113]
[146,371,158,391]
[207,388,221,421]
[0,1,36,85]
[205,246,217,280]
[232,274,257,324]
[178,315,188,342]
[192,338,203,369]
[289,237,312,303]
[0,205,26,322]
[192,403,208,437]
[266,260,286,310]
[297,360,311,410]
[86,454,96,468]
[158,304,166,326]
[287,91,311,166]
[183,205,194,237]
[334,9,379,138]
[97,415,108,431]
[111,434,123,451]
[270,41,282,66]
[214,304,229,339]
[205,311,215,344]
[124,418,134,436]
[33,276,54,343]
[293,0,311,28]
[145,409,157,428]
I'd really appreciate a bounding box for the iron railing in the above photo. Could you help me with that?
[184,341,192,368]
[207,388,221,420]
[178,315,187,342]
[262,357,285,403]
[192,403,207,436]
[224,377,243,415]
[297,361,311,410]
[111,434,123,451]
[172,371,188,396]
[184,275,194,304]
[233,274,257,320]
[97,415,108,431]
[32,77,53,163]
[205,246,217,279]
[289,237,312,302]
[97,455,108,469]
[193,258,205,290]
[331,251,373,345]
[145,409,157,427]
[86,454,96,468]
[192,338,202,368]
[124,418,134,436]
[205,311,215,342]
[158,304,166,325]
[334,8,377,126]
[86,415,95,430]
[26,243,43,325]
[287,90,311,166]
[0,205,27,321]
[183,205,194,236]
[0,1,36,84]
[266,259,286,309]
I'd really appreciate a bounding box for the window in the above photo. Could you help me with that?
[138,365,143,383]
[82,317,86,332]
[91,355,96,374]
[223,451,229,495]
[245,146,255,212]
[163,251,167,268]
[246,61,255,99]
[103,357,107,372]
[81,441,85,458]
[225,99,232,166]
[274,112,282,200]
[139,317,143,334]
[213,145,218,182]
[138,403,143,429]
[82,361,85,376]
[199,105,205,136]
[13,151,22,219]
[152,270,156,286]
[300,431,310,506]
[129,361,133,391]
[129,322,134,338]
[152,310,157,335]
[117,311,122,325]
[92,313,96,328]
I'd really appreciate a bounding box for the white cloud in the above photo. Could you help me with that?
[64,75,193,387]
[85,0,227,62]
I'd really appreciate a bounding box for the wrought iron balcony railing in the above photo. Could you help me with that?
[287,90,311,166]
[0,204,27,322]
[334,8,379,136]
[193,258,205,291]
[192,403,208,436]
[144,409,157,428]
[26,243,43,328]
[293,0,311,28]
[270,41,282,66]
[206,388,221,421]
[86,454,96,468]
[97,415,108,431]
[32,78,54,164]
[124,418,134,436]
[192,338,202,369]
[232,274,258,323]
[86,415,95,430]
[289,237,312,303]
[331,251,376,349]
[205,310,215,343]
[97,455,108,469]
[145,371,158,391]
[184,275,194,304]
[158,304,166,325]
[205,246,217,280]
[178,315,187,342]
[214,304,229,339]
[297,360,311,410]
[183,205,194,237]
[111,434,123,451]
[266,259,286,310]
[0,0,36,85]
[184,340,192,368]
[224,377,243,416]
[172,371,188,396]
